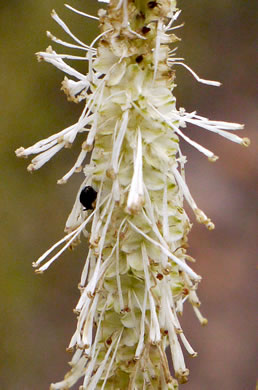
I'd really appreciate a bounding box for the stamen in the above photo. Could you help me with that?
[88,331,123,389]
[82,346,101,389]
[37,51,93,61]
[174,126,218,161]
[126,128,144,213]
[82,294,99,347]
[51,10,92,50]
[166,22,185,32]
[57,148,87,184]
[116,219,127,311]
[50,355,87,389]
[172,62,221,87]
[185,117,246,145]
[100,330,123,389]
[46,31,93,52]
[37,49,88,80]
[192,306,208,325]
[153,19,162,81]
[27,142,64,171]
[164,10,182,31]
[162,174,170,242]
[171,166,215,230]
[111,110,129,174]
[179,333,197,357]
[135,281,148,358]
[64,4,99,21]
[141,243,161,344]
[128,220,201,281]
[80,249,92,287]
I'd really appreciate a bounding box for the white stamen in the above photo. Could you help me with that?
[33,191,110,272]
[82,294,99,347]
[46,31,92,52]
[64,4,99,20]
[179,332,197,357]
[100,330,123,390]
[69,348,83,366]
[88,331,123,389]
[164,10,182,31]
[37,51,93,61]
[171,166,214,230]
[135,281,148,358]
[166,23,185,32]
[116,219,127,311]
[128,220,201,281]
[50,355,87,389]
[185,117,245,144]
[82,347,101,389]
[173,126,218,161]
[192,306,208,325]
[34,217,91,273]
[28,142,64,171]
[57,148,87,184]
[123,0,128,27]
[90,28,113,49]
[153,19,162,81]
[37,50,88,80]
[51,10,92,50]
[172,62,221,86]
[141,243,161,344]
[167,320,188,380]
[162,175,170,242]
[79,249,92,287]
[112,110,129,174]
[127,128,144,213]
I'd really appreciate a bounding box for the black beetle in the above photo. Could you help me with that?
[79,186,97,210]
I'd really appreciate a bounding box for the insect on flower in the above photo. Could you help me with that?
[79,186,97,211]
[148,1,158,9]
[15,1,250,388]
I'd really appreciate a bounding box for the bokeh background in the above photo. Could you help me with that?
[1,0,257,389]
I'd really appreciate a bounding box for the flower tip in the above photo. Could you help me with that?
[51,9,57,18]
[126,196,144,215]
[201,318,208,326]
[64,142,73,149]
[176,369,189,384]
[82,142,93,151]
[242,137,250,147]
[206,221,215,231]
[57,178,67,185]
[34,268,43,274]
[190,352,198,358]
[208,155,219,163]
[46,31,54,39]
[15,147,26,158]
[27,164,35,173]
[106,167,116,180]
[36,53,43,62]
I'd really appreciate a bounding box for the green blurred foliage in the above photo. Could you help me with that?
[1,1,257,389]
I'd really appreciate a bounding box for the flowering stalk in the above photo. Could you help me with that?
[16,1,250,389]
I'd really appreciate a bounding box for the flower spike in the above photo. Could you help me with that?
[16,1,249,389]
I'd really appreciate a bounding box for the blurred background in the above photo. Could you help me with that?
[0,0,257,389]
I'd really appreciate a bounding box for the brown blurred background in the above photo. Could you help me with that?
[0,0,257,389]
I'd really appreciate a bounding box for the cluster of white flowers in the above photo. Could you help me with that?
[16,1,249,389]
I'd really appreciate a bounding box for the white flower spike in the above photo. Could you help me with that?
[16,1,250,389]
